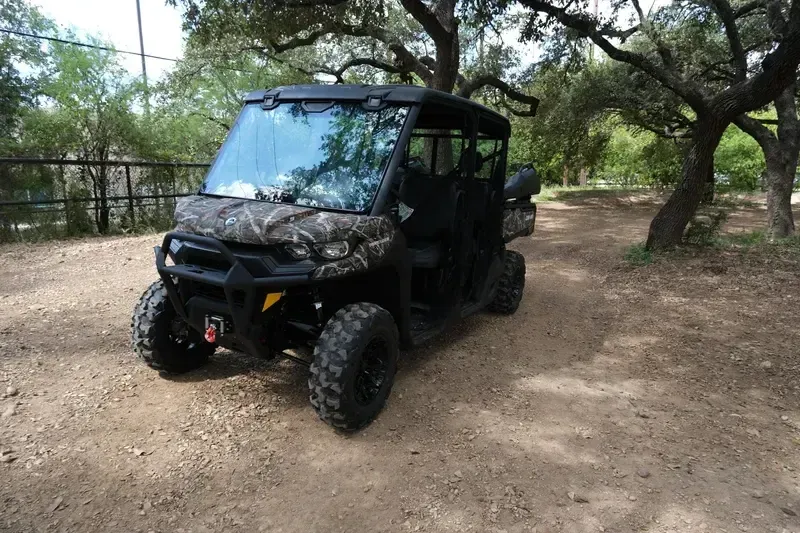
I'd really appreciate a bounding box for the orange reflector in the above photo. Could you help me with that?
[262,292,282,312]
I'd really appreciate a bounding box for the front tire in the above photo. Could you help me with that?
[309,303,399,431]
[488,249,525,314]
[131,280,215,374]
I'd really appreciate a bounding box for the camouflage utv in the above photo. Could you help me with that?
[131,85,539,431]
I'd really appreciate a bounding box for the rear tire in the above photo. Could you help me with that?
[131,280,215,374]
[488,250,525,314]
[309,303,399,431]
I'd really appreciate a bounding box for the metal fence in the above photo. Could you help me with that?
[0,157,210,242]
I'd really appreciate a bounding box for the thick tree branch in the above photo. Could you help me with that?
[270,0,349,6]
[242,46,318,77]
[258,23,435,85]
[709,8,800,121]
[269,29,332,53]
[697,42,765,80]
[630,0,679,69]
[636,122,694,139]
[398,0,450,45]
[600,24,640,40]
[766,0,789,37]
[707,0,748,82]
[457,75,539,116]
[519,0,709,112]
[735,114,779,149]
[320,57,407,83]
[734,0,767,17]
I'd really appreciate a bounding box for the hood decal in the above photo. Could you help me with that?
[174,195,394,246]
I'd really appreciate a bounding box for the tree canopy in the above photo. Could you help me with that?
[0,0,797,244]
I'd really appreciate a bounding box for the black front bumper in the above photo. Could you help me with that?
[155,231,314,356]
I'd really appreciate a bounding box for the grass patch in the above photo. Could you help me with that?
[713,194,758,209]
[535,185,638,202]
[713,230,800,255]
[717,230,766,248]
[624,242,654,266]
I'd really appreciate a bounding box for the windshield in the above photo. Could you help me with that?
[200,102,409,211]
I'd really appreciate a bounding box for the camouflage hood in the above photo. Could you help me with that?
[174,195,393,245]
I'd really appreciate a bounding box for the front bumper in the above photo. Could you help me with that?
[155,231,314,356]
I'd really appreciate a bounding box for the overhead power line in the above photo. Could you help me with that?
[0,27,255,74]
[0,27,179,62]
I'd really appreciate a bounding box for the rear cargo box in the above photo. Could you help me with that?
[502,200,536,243]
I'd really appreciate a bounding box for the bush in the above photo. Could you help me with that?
[684,210,728,246]
[64,188,94,236]
[624,243,653,266]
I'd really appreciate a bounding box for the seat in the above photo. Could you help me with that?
[407,241,441,268]
[396,167,459,268]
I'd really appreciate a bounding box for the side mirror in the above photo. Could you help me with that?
[504,163,540,200]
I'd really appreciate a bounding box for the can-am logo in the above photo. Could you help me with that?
[224,217,237,226]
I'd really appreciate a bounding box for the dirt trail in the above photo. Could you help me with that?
[1,198,799,533]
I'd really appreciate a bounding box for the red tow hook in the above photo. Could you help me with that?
[204,324,217,344]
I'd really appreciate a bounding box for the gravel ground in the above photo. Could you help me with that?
[1,197,799,533]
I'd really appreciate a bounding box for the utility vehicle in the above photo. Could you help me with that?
[131,84,540,431]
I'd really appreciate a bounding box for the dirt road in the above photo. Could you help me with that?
[1,197,799,533]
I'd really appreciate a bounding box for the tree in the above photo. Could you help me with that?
[508,63,611,185]
[169,0,538,112]
[513,0,800,248]
[735,85,798,238]
[0,0,50,151]
[153,35,312,155]
[40,37,142,233]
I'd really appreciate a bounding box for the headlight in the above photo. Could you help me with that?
[285,243,311,259]
[314,241,351,260]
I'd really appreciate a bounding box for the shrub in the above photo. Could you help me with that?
[684,210,728,246]
[624,243,653,266]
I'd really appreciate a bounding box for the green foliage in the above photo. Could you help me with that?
[64,189,94,236]
[712,231,800,258]
[624,243,653,266]
[715,125,765,191]
[508,64,612,185]
[0,9,323,242]
[718,230,766,247]
[595,128,683,188]
[0,0,51,151]
[535,184,632,202]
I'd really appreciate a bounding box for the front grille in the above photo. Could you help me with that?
[184,250,230,272]
[192,283,246,306]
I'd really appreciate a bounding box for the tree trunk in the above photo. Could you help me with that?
[91,172,100,231]
[734,84,799,239]
[579,166,587,186]
[424,21,459,174]
[701,157,715,205]
[764,152,795,238]
[96,164,110,234]
[769,84,799,238]
[562,165,569,186]
[646,117,728,249]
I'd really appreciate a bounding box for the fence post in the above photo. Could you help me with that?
[125,165,136,226]
[170,166,177,211]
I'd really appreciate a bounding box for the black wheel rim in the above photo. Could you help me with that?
[354,337,390,406]
[168,316,202,351]
[512,268,524,300]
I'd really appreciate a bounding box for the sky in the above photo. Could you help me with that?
[33,0,186,81]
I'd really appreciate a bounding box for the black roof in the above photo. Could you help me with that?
[243,84,517,125]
